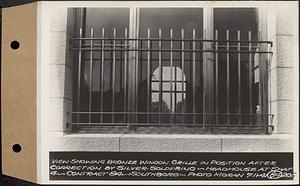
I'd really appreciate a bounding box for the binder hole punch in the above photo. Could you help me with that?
[12,144,22,153]
[10,40,20,49]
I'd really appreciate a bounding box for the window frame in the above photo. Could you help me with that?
[71,1,272,133]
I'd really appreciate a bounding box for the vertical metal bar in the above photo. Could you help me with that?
[139,41,143,85]
[170,29,174,125]
[158,28,162,124]
[124,28,128,123]
[137,40,144,118]
[112,28,116,123]
[181,29,185,124]
[100,28,105,123]
[174,44,177,125]
[150,38,153,123]
[147,28,151,124]
[226,30,230,124]
[248,30,253,124]
[267,49,270,130]
[139,37,143,123]
[267,47,271,133]
[109,37,113,123]
[110,39,113,96]
[88,28,94,126]
[192,29,196,124]
[237,30,241,124]
[119,30,123,124]
[202,29,206,127]
[215,29,218,125]
[135,31,139,124]
[267,42,272,131]
[135,8,140,124]
[258,30,262,126]
[139,35,143,124]
[77,28,83,123]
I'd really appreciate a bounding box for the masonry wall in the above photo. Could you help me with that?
[269,5,297,134]
[49,6,73,133]
[46,2,297,152]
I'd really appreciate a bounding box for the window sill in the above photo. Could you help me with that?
[49,133,294,152]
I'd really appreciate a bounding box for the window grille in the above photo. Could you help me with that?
[68,27,273,134]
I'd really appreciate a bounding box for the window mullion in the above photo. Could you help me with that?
[203,6,214,129]
[258,7,269,132]
[127,7,138,125]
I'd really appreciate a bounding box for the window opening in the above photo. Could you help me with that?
[69,6,273,134]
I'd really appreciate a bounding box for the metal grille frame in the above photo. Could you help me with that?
[68,26,273,134]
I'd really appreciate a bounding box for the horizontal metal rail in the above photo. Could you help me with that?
[68,122,273,127]
[81,43,263,50]
[71,37,273,45]
[70,111,274,117]
[70,48,272,54]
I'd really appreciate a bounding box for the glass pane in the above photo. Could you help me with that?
[137,8,203,125]
[214,8,258,124]
[79,8,130,124]
[85,8,129,38]
[214,8,258,41]
[139,8,203,38]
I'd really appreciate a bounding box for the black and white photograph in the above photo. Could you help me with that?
[1,0,299,185]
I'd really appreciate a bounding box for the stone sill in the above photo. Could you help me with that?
[49,133,294,152]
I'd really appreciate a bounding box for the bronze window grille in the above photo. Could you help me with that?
[68,25,273,134]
